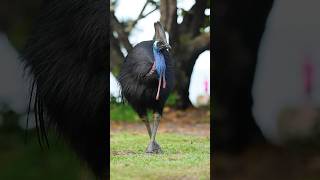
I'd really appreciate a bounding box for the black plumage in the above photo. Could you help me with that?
[119,41,174,115]
[21,0,108,178]
[118,22,174,153]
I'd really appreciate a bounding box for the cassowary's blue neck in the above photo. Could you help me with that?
[152,41,167,100]
[153,41,166,79]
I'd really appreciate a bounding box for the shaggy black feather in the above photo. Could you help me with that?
[21,0,108,178]
[118,41,174,117]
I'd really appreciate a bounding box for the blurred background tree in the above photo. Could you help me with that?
[110,0,210,109]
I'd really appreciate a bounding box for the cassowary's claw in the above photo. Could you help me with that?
[145,141,162,154]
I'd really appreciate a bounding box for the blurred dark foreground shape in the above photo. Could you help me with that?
[0,0,108,179]
[213,0,274,150]
[214,0,320,179]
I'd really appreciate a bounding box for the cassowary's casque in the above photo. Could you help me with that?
[118,22,174,153]
[22,0,108,178]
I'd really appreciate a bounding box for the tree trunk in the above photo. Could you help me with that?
[175,58,194,109]
[160,0,210,109]
[111,0,210,109]
[160,0,176,33]
[110,34,125,74]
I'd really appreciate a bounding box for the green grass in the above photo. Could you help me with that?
[110,132,210,180]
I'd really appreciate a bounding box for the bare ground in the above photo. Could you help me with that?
[110,107,210,137]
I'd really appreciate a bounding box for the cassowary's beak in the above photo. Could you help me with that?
[154,21,168,44]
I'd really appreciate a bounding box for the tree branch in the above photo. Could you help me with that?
[111,34,125,60]
[110,11,132,51]
[159,0,178,48]
[129,7,159,31]
[160,0,177,33]
[180,0,208,37]
[117,0,160,33]
[189,32,210,54]
[110,34,125,73]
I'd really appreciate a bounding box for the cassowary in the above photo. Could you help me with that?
[21,0,108,178]
[118,22,174,153]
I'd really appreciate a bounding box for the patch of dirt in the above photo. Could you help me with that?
[111,107,210,137]
[162,107,210,124]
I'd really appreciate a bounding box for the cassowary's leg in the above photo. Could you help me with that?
[146,112,162,153]
[142,115,161,148]
[141,116,152,138]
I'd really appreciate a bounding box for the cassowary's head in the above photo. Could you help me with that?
[154,21,171,51]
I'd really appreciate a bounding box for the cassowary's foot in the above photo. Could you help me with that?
[145,141,162,154]
[145,112,162,154]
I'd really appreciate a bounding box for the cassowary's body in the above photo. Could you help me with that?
[22,0,108,178]
[118,22,174,153]
[119,40,174,116]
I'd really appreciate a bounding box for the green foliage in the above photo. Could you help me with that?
[110,102,139,122]
[110,132,210,180]
[0,110,20,133]
[111,66,120,76]
[165,92,178,107]
[110,92,178,122]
